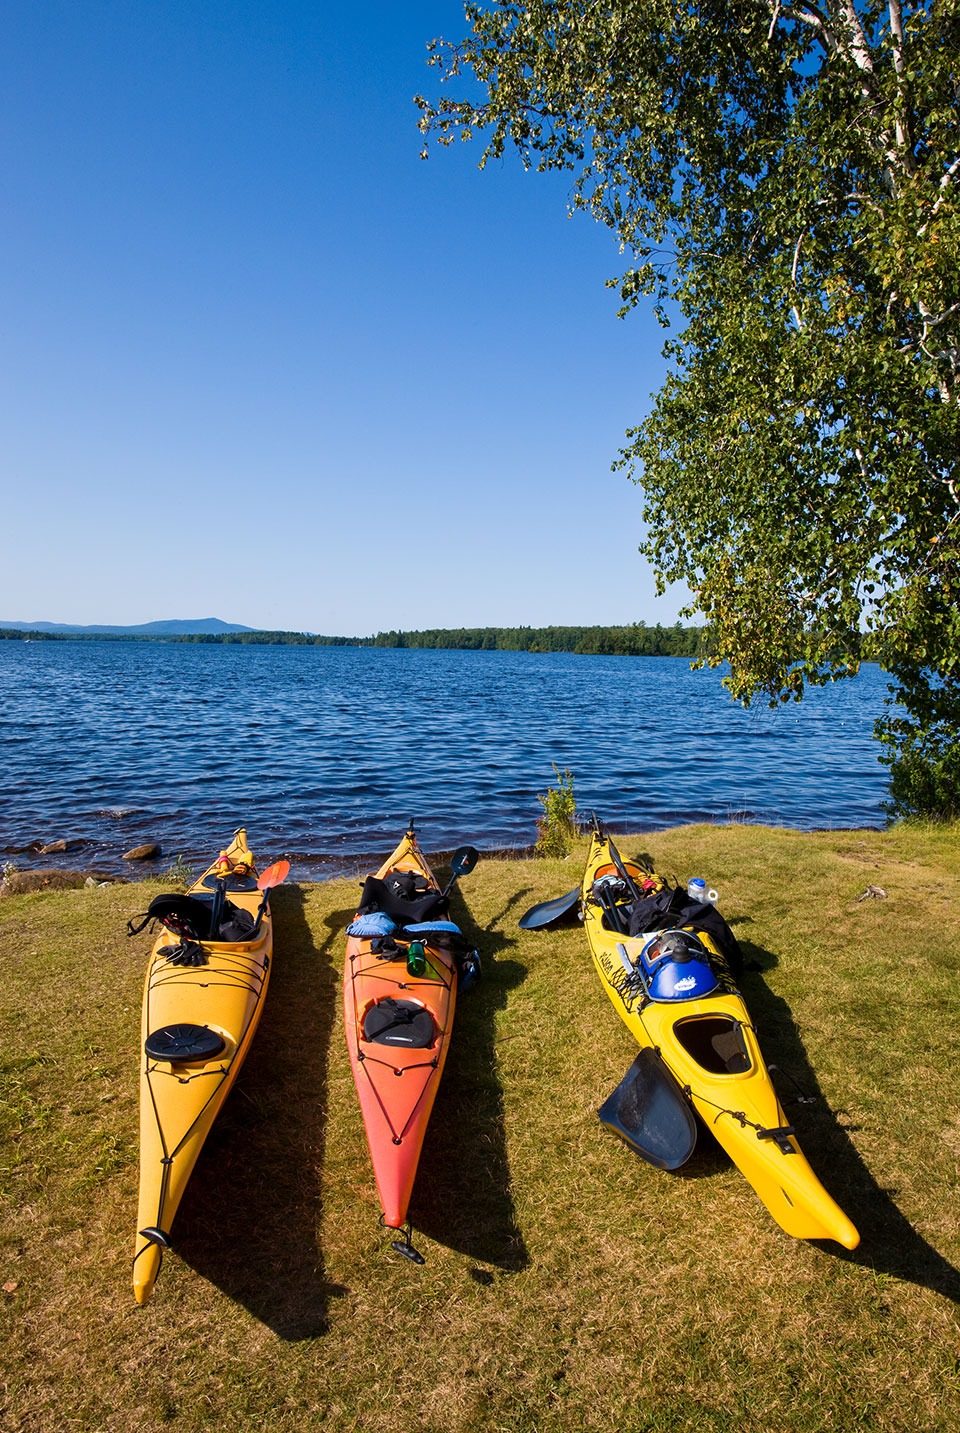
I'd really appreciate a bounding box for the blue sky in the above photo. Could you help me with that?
[0,1,687,634]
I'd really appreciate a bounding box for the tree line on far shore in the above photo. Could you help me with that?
[1,623,883,666]
[0,623,710,656]
[366,623,709,655]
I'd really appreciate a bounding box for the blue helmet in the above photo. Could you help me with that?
[640,930,720,1002]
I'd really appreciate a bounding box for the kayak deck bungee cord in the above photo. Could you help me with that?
[129,828,288,1304]
[343,824,478,1262]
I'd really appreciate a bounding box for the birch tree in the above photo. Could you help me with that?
[418,0,960,815]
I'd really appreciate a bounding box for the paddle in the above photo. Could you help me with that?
[518,886,581,930]
[518,829,646,932]
[249,859,291,936]
[440,845,479,898]
[594,878,627,934]
[597,1049,698,1170]
[209,875,228,943]
[606,836,644,906]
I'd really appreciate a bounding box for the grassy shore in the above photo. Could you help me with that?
[1,823,958,1432]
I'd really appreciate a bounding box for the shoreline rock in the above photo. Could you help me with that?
[1,869,87,896]
[122,843,162,861]
[0,868,129,897]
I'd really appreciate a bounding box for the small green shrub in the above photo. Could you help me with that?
[876,673,960,822]
[535,765,578,857]
[882,744,960,822]
[161,854,195,890]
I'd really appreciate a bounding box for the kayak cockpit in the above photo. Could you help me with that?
[585,854,743,980]
[672,1014,753,1075]
[356,870,449,925]
[128,891,261,945]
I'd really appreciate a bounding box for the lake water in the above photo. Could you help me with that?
[0,641,891,877]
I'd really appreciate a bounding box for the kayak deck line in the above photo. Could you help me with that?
[669,1075,799,1153]
[147,971,268,995]
[355,1052,443,1146]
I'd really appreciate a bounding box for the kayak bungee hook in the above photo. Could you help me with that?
[133,1226,172,1275]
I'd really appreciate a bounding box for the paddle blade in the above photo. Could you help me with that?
[597,1049,697,1171]
[440,845,479,896]
[450,845,479,878]
[518,886,581,930]
[257,859,290,891]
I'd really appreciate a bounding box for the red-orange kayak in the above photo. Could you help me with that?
[343,827,477,1257]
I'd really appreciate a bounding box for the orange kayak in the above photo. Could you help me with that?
[343,827,477,1258]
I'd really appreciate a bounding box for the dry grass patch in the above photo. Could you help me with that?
[1,825,958,1431]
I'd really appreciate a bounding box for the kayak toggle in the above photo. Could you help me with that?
[137,1226,171,1248]
[388,1224,426,1265]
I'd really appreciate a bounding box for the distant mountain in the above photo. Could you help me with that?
[0,618,256,635]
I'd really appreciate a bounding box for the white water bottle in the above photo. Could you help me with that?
[687,877,706,901]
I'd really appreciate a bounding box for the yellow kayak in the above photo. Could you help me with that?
[580,827,859,1249]
[131,828,285,1304]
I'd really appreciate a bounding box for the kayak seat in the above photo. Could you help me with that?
[213,903,257,943]
[362,998,435,1049]
[128,893,256,944]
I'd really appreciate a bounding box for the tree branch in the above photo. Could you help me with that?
[888,0,906,76]
[837,0,876,75]
[939,156,960,194]
[776,4,837,53]
[791,229,807,285]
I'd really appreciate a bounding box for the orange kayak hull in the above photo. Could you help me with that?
[343,831,457,1230]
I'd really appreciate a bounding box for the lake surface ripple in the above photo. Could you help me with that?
[0,643,891,877]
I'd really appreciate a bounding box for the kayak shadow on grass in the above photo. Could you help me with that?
[172,884,347,1339]
[408,882,531,1272]
[735,932,960,1306]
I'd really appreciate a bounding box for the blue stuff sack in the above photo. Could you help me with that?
[346,912,397,937]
